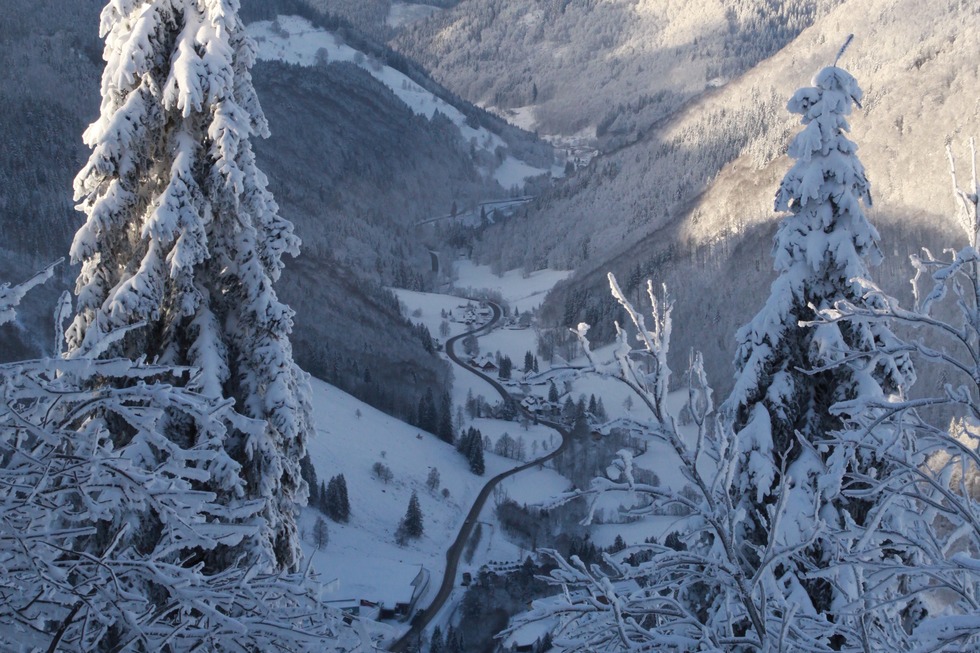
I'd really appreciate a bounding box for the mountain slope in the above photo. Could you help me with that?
[478,0,980,391]
[0,0,470,420]
[393,0,843,143]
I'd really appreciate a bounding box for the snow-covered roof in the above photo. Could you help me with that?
[471,354,498,369]
[374,565,425,607]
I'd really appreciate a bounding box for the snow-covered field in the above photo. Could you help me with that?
[247,16,551,187]
[303,378,557,642]
[453,260,572,314]
[495,155,557,189]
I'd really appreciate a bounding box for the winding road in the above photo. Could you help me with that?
[388,302,571,652]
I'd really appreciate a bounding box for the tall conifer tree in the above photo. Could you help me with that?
[69,0,311,571]
[724,65,913,617]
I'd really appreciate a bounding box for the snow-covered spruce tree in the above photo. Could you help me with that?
[325,473,351,523]
[722,65,914,632]
[396,491,424,545]
[0,272,355,651]
[68,0,311,571]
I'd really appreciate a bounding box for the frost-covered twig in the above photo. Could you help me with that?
[804,140,980,651]
[510,273,849,650]
[0,259,61,327]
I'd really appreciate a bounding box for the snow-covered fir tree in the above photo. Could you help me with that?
[68,0,312,571]
[325,473,351,523]
[506,65,926,653]
[723,64,914,625]
[438,390,454,443]
[456,426,486,475]
[426,466,441,492]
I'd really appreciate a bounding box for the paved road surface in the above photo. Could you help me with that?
[388,302,571,652]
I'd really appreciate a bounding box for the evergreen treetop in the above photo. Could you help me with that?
[724,64,914,618]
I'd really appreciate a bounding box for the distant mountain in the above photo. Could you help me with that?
[267,1,462,38]
[393,0,844,144]
[0,0,549,422]
[459,0,980,392]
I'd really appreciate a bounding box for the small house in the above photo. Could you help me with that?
[470,354,499,373]
[378,565,429,621]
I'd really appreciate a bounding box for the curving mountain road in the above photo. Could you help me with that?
[389,302,571,652]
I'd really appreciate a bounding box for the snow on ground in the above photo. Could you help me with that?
[391,288,473,342]
[248,16,550,186]
[453,260,572,314]
[249,17,501,152]
[473,327,538,372]
[495,105,538,133]
[303,378,498,638]
[469,416,562,464]
[495,155,549,189]
[498,462,570,506]
[302,377,566,639]
[450,367,500,421]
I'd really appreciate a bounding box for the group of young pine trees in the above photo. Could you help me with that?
[457,425,486,475]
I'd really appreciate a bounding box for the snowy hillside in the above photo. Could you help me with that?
[302,357,563,641]
[393,0,844,141]
[474,0,980,391]
[249,15,556,187]
[302,379,492,636]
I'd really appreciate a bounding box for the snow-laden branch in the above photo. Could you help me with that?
[0,259,61,327]
[802,139,980,651]
[508,273,858,650]
[0,353,362,652]
[0,271,358,653]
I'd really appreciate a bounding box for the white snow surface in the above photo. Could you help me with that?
[302,377,567,634]
[453,260,572,314]
[495,155,550,189]
[303,381,495,622]
[249,17,499,146]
